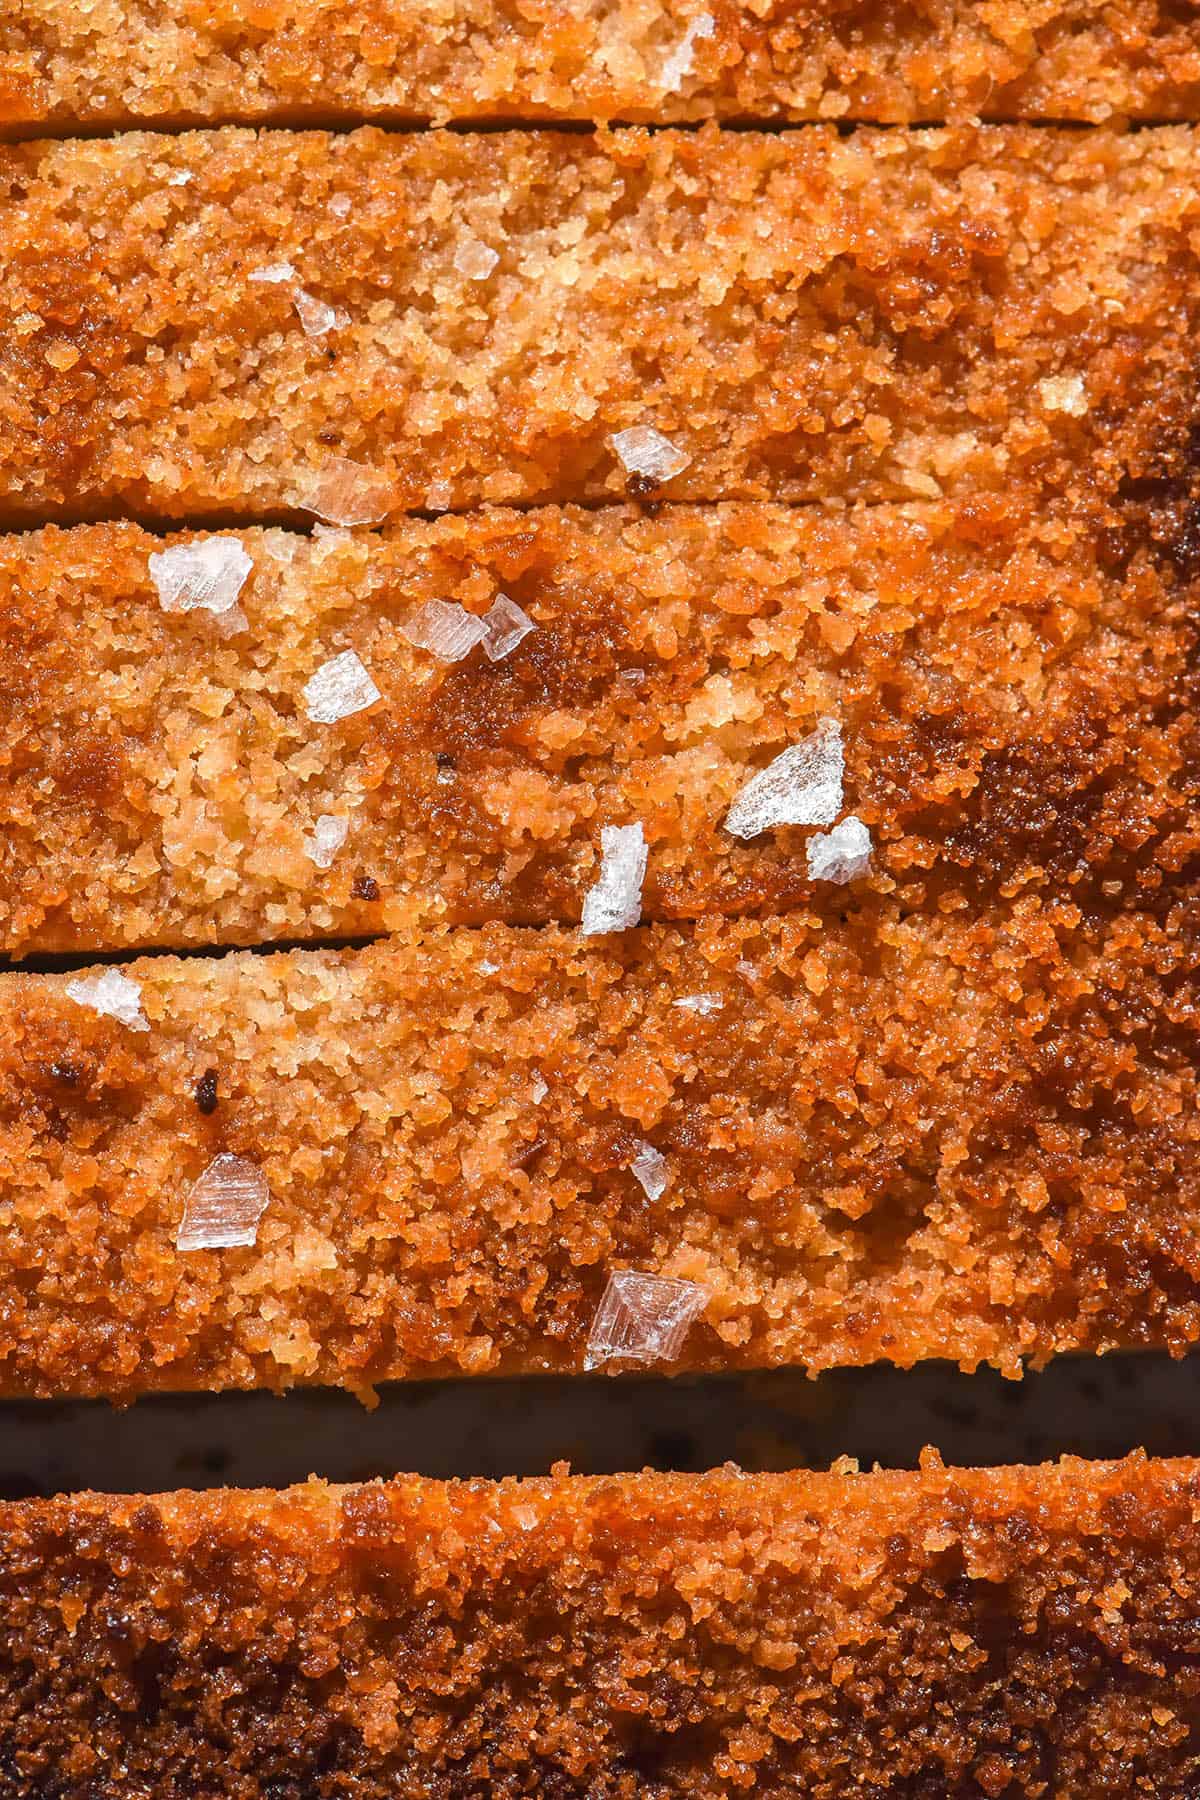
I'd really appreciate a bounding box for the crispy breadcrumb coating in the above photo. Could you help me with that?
[1,126,1199,519]
[1,0,1198,129]
[0,904,1195,1399]
[2,1455,1200,1796]
[1,502,1194,955]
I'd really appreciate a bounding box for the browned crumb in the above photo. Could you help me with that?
[1,0,1198,129]
[1,502,1194,956]
[1,126,1199,520]
[193,1068,218,1114]
[2,1454,1199,1796]
[0,904,1195,1400]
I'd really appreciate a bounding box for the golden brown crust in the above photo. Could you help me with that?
[2,0,1199,128]
[1,126,1199,520]
[2,1454,1200,1795]
[1,502,1195,955]
[0,904,1196,1399]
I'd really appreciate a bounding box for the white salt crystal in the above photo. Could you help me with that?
[329,193,352,219]
[214,605,248,639]
[610,426,692,483]
[584,1270,709,1370]
[661,11,715,89]
[807,814,872,884]
[299,457,392,527]
[480,594,535,662]
[303,650,382,724]
[167,170,193,187]
[724,719,844,839]
[673,993,722,1016]
[454,238,500,280]
[402,599,488,662]
[149,538,253,617]
[249,261,298,284]
[580,822,647,936]
[65,968,149,1033]
[530,1071,548,1104]
[304,812,349,869]
[630,1140,668,1200]
[478,959,499,975]
[1038,374,1089,417]
[176,1153,270,1253]
[292,289,343,338]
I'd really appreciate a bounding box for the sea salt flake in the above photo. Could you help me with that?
[661,11,715,89]
[530,1071,549,1104]
[304,812,350,869]
[630,1140,669,1200]
[149,538,253,617]
[610,426,692,483]
[454,238,500,280]
[580,822,647,935]
[807,814,872,884]
[65,968,149,1033]
[177,1153,270,1252]
[724,718,844,839]
[481,594,535,662]
[1038,374,1089,417]
[329,193,352,218]
[249,261,298,284]
[303,650,382,724]
[293,288,344,339]
[298,457,392,527]
[673,993,722,1016]
[215,605,248,639]
[402,599,488,662]
[584,1270,709,1370]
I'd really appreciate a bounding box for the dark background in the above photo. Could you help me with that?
[1,1353,1196,1498]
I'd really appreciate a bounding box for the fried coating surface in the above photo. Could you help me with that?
[1,502,1195,954]
[7,0,1200,130]
[1,0,1198,129]
[2,1455,1200,1796]
[0,902,1195,1399]
[2,126,1199,519]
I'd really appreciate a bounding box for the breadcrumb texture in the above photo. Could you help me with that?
[2,502,1196,955]
[1,906,1196,1399]
[2,0,1199,127]
[1,125,1199,518]
[3,1455,1200,1796]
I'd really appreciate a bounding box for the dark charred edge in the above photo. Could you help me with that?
[0,1352,1194,1496]
[1109,424,1200,585]
[0,933,390,977]
[0,871,1172,975]
[0,503,320,540]
[0,492,849,540]
[0,113,1131,149]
